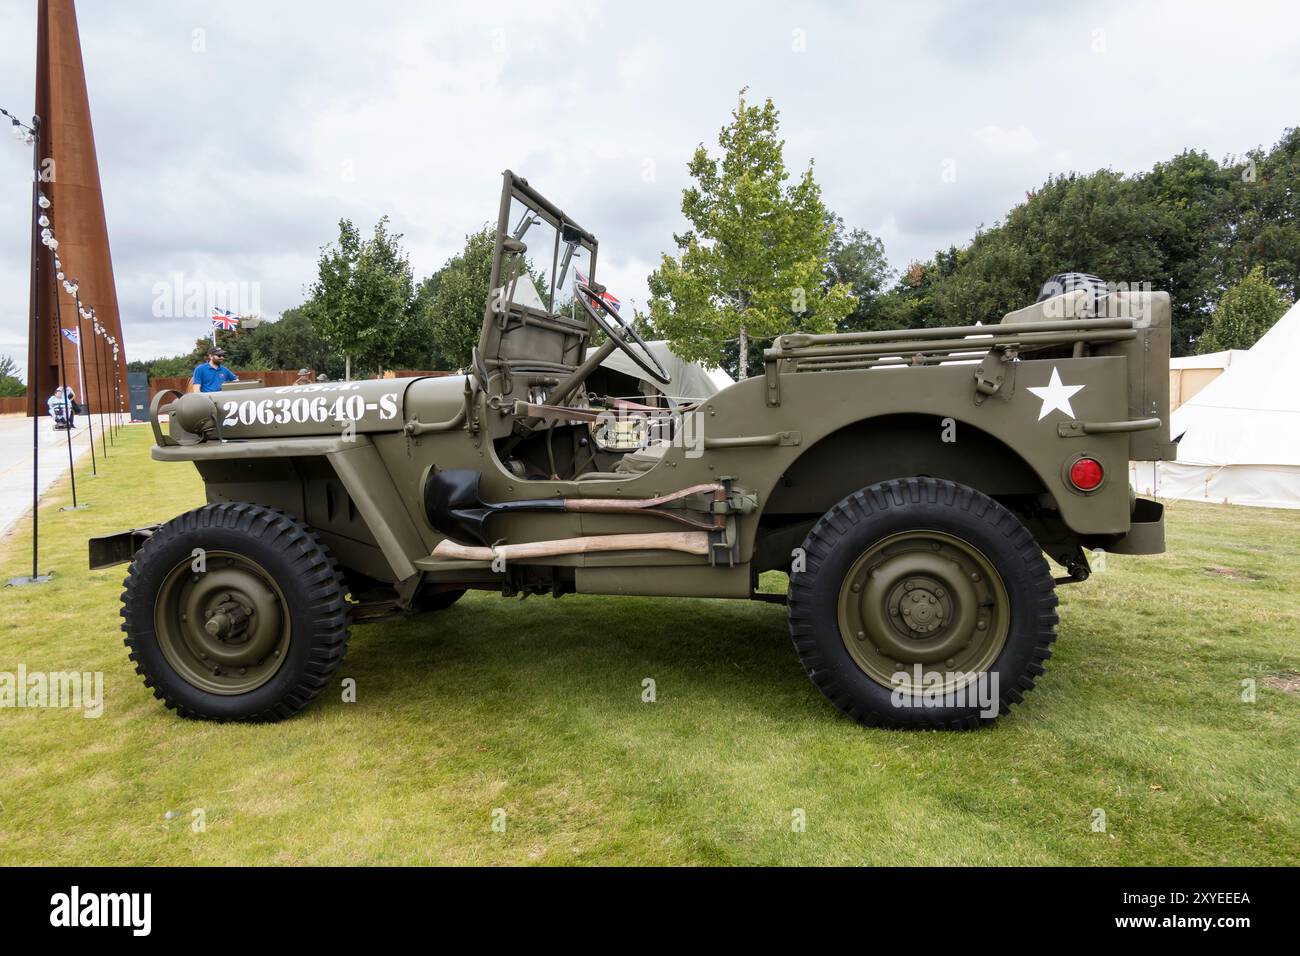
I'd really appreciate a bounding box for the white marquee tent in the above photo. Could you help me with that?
[1169,348,1248,411]
[1133,299,1300,509]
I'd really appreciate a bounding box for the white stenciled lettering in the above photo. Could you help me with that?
[220,391,402,427]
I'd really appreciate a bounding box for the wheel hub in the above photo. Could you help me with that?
[836,530,1009,692]
[894,580,947,635]
[204,597,252,641]
[154,552,290,695]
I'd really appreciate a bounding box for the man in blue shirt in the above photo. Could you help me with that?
[190,346,238,393]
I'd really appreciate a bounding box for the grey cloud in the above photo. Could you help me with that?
[1,0,1298,362]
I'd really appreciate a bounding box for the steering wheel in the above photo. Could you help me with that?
[577,284,672,385]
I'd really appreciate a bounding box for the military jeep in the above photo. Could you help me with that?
[92,172,1174,729]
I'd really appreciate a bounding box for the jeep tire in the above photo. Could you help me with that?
[787,478,1058,729]
[121,502,351,721]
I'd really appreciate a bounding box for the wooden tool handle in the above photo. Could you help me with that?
[567,482,723,512]
[432,531,710,562]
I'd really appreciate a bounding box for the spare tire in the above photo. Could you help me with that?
[1036,272,1111,316]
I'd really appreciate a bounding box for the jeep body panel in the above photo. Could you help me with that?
[105,173,1177,729]
[132,172,1171,601]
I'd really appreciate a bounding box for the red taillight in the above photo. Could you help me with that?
[1069,457,1104,491]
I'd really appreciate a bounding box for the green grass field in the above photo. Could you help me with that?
[0,424,1296,865]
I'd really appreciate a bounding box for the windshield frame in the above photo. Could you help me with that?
[487,171,600,328]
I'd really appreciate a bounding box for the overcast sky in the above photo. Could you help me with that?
[1,0,1298,365]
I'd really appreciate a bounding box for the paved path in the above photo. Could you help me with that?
[0,411,116,542]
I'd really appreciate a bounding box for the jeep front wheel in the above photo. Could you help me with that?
[787,478,1058,729]
[121,502,351,721]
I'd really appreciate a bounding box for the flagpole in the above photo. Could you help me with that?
[112,344,124,436]
[70,332,85,413]
[99,319,114,447]
[29,124,42,578]
[106,338,119,443]
[50,277,80,509]
[89,305,108,458]
[72,294,97,476]
[15,113,48,585]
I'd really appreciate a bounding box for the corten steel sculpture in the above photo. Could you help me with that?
[26,0,126,417]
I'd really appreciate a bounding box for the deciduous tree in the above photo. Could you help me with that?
[305,217,417,379]
[0,354,25,397]
[648,92,854,379]
[423,226,495,369]
[1197,265,1289,353]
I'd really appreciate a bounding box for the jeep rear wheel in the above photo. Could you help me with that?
[122,502,350,721]
[787,478,1058,729]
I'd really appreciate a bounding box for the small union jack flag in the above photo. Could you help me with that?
[576,269,621,314]
[210,308,241,331]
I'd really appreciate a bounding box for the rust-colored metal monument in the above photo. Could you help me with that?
[26,0,126,416]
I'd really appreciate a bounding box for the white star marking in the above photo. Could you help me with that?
[1027,367,1085,421]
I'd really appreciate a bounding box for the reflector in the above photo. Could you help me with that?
[1070,457,1104,491]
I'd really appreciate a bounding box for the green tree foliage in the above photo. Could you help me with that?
[825,216,894,333]
[128,226,457,382]
[210,308,346,379]
[304,217,420,379]
[1197,266,1289,353]
[154,351,204,378]
[1225,128,1300,300]
[127,351,201,378]
[423,226,494,369]
[871,128,1299,355]
[648,92,854,378]
[0,353,25,397]
[127,312,340,381]
[905,158,1233,345]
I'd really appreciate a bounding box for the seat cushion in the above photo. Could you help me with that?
[614,441,670,474]
[574,441,671,480]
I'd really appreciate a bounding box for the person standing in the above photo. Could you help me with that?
[294,368,314,386]
[189,346,238,393]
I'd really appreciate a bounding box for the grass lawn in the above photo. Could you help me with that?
[0,424,1296,865]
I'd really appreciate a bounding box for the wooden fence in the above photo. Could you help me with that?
[148,369,299,401]
[1,394,128,416]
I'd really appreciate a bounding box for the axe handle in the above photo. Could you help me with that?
[432,532,710,562]
[565,482,723,512]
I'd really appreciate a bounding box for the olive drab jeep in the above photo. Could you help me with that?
[91,171,1175,729]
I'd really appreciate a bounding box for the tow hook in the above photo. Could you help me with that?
[1054,545,1092,585]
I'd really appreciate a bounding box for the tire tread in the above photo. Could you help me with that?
[120,502,350,722]
[787,477,1059,730]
